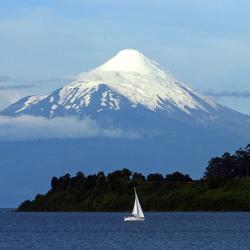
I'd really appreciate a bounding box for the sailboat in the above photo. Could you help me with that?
[124,187,145,221]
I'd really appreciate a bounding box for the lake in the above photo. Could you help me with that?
[1,210,250,249]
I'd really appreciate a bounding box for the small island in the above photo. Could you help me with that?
[18,144,250,212]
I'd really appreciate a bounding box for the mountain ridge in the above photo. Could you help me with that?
[1,49,250,138]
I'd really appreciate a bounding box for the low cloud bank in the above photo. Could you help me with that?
[0,84,33,90]
[205,90,250,98]
[0,115,140,140]
[0,76,13,83]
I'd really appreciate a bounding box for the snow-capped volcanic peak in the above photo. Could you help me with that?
[95,49,168,76]
[72,49,216,113]
[1,49,218,120]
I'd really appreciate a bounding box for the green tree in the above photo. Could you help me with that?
[147,173,164,182]
[51,177,58,191]
[132,172,145,184]
[165,172,192,182]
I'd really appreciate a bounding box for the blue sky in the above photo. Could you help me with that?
[0,0,250,114]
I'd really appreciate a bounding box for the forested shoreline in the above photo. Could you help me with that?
[17,144,250,211]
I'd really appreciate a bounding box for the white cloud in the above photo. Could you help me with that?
[0,115,140,140]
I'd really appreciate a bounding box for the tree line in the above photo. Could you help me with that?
[49,170,192,193]
[204,144,250,179]
[17,143,250,211]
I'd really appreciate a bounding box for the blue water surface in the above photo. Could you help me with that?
[1,210,250,249]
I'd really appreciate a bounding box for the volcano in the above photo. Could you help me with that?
[1,49,250,206]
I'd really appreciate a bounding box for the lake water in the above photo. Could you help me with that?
[1,210,250,249]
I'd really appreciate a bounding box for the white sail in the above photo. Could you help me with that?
[124,187,145,221]
[132,188,144,218]
[132,198,138,216]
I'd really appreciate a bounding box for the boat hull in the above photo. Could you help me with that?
[124,216,145,222]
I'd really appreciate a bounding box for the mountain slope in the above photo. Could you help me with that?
[2,49,250,136]
[2,49,217,117]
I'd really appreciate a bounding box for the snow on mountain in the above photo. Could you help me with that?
[15,95,48,113]
[70,49,217,114]
[2,49,218,119]
[1,49,250,136]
